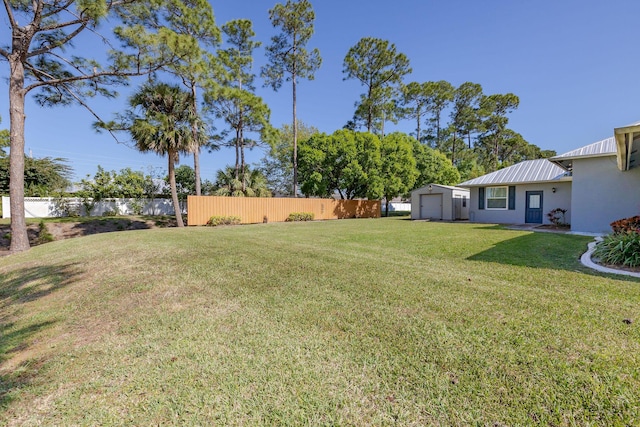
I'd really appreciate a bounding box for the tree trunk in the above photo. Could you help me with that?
[191,83,201,196]
[416,112,421,142]
[451,131,457,166]
[168,151,184,227]
[234,127,240,181]
[8,56,29,252]
[292,69,298,197]
[240,128,246,193]
[366,84,373,133]
[385,199,390,217]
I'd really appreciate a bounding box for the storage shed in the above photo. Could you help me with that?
[411,184,470,221]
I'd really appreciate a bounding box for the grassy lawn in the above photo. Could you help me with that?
[1,218,639,425]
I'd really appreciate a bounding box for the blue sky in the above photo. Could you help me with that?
[2,0,640,181]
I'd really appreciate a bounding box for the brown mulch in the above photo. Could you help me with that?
[0,217,179,255]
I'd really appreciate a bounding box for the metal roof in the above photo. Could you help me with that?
[458,159,571,187]
[550,136,616,161]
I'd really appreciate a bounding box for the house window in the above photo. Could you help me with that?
[486,186,508,209]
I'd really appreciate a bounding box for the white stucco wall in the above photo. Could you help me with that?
[467,182,572,225]
[571,156,640,233]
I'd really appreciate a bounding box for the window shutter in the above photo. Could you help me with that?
[478,187,485,210]
[508,186,516,210]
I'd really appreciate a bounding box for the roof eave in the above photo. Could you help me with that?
[459,176,572,188]
[614,124,640,171]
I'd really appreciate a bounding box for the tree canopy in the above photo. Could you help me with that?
[343,37,411,134]
[262,0,322,197]
[126,82,199,227]
[1,0,197,251]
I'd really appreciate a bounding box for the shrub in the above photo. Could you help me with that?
[286,212,314,222]
[130,199,145,215]
[102,208,119,217]
[610,215,640,234]
[36,220,54,244]
[593,231,640,268]
[206,216,241,227]
[547,208,568,227]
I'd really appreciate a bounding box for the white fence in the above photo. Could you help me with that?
[387,202,411,212]
[1,196,180,219]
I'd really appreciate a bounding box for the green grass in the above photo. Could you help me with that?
[1,219,639,425]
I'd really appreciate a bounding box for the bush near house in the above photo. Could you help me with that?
[547,208,569,227]
[593,215,640,268]
[610,215,640,234]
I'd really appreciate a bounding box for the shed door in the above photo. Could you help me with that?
[453,196,462,220]
[420,194,442,220]
[525,191,543,224]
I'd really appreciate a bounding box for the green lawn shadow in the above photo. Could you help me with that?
[0,263,84,410]
[467,230,598,273]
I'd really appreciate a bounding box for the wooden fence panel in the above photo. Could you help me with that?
[187,196,381,225]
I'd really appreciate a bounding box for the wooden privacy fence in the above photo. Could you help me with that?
[187,196,381,226]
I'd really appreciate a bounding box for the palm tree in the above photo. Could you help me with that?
[128,83,198,227]
[214,165,271,197]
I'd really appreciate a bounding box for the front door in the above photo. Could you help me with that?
[525,191,543,223]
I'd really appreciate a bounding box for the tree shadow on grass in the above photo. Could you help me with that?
[0,263,84,410]
[467,231,597,273]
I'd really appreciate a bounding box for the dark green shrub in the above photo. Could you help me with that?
[206,216,241,227]
[593,231,640,268]
[36,220,54,244]
[286,212,314,222]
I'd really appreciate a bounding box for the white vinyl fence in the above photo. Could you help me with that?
[1,196,181,219]
[387,202,411,212]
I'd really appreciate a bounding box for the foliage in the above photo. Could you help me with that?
[547,208,569,227]
[102,208,119,217]
[343,37,411,133]
[208,19,274,183]
[298,129,383,199]
[78,166,153,201]
[593,231,640,268]
[262,0,322,196]
[422,81,455,147]
[610,215,640,234]
[286,212,314,222]
[0,156,72,196]
[411,140,460,190]
[214,165,271,197]
[380,133,418,214]
[448,82,483,165]
[163,164,214,198]
[204,87,274,180]
[259,122,319,196]
[36,220,54,244]
[3,0,191,252]
[123,82,199,227]
[147,0,222,196]
[206,215,241,226]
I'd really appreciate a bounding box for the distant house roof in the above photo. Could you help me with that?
[458,159,571,187]
[549,137,616,170]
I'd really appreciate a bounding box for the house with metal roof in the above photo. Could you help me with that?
[459,122,640,233]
